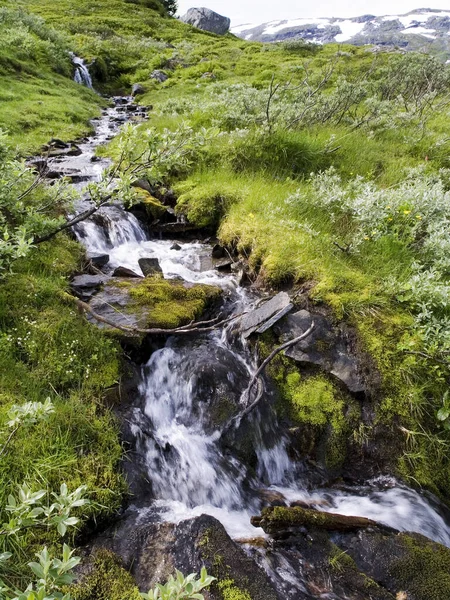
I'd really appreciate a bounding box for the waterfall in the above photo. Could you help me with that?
[71,53,93,89]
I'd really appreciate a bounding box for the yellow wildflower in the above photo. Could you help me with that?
[403,210,411,215]
[416,215,422,220]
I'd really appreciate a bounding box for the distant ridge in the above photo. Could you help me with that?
[231,8,450,57]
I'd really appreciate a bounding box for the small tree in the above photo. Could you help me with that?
[161,0,177,17]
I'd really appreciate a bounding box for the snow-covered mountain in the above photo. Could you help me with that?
[231,8,450,55]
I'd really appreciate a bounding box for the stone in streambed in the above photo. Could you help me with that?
[87,276,222,344]
[112,266,142,278]
[239,292,293,338]
[170,242,182,251]
[138,257,163,276]
[70,274,108,301]
[86,252,109,269]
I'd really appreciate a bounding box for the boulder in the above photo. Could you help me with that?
[138,257,163,277]
[170,243,182,251]
[112,266,143,278]
[131,83,145,96]
[181,7,231,35]
[274,309,365,393]
[86,252,109,269]
[150,70,168,83]
[92,512,278,600]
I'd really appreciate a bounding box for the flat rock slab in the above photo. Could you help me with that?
[70,274,109,301]
[240,292,293,338]
[275,309,365,393]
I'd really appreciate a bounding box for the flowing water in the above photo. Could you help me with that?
[71,54,94,89]
[54,90,450,582]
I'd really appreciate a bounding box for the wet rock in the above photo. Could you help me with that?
[181,7,231,35]
[93,512,278,600]
[131,83,145,96]
[239,292,293,338]
[212,243,226,259]
[70,274,108,301]
[214,257,233,271]
[86,252,109,269]
[275,309,365,393]
[150,70,168,83]
[138,257,163,277]
[112,266,143,278]
[170,242,182,251]
[150,221,200,234]
[163,337,250,433]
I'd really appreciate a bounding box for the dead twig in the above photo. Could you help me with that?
[222,323,315,435]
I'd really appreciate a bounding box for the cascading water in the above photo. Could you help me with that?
[71,53,93,89]
[58,94,450,592]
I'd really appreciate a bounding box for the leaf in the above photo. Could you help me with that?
[437,407,450,421]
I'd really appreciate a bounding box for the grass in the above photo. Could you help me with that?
[0,236,125,578]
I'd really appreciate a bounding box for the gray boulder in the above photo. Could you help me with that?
[181,7,230,35]
[131,83,145,96]
[138,257,163,276]
[150,70,168,83]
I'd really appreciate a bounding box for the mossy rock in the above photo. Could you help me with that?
[89,276,222,343]
[71,549,141,600]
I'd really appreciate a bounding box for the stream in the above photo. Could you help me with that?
[48,91,450,594]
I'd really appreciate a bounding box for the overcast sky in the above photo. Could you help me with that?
[177,1,450,26]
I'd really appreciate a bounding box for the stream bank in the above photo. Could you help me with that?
[43,95,450,600]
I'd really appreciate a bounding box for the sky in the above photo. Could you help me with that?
[177,1,450,26]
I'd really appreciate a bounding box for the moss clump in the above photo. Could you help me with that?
[116,276,222,329]
[71,550,141,600]
[135,189,168,219]
[390,534,450,600]
[175,179,242,228]
[283,373,346,429]
[217,579,252,600]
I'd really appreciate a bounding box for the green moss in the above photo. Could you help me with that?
[71,549,141,600]
[390,534,450,600]
[217,579,252,600]
[174,179,242,229]
[116,275,222,329]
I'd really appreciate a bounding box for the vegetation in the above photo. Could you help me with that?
[1,0,450,596]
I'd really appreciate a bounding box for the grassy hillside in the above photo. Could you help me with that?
[1,0,450,594]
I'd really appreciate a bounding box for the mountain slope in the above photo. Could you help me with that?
[232,8,450,58]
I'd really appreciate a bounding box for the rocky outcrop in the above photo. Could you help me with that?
[181,7,231,35]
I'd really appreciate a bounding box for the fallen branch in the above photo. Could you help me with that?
[222,323,315,435]
[64,293,244,336]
